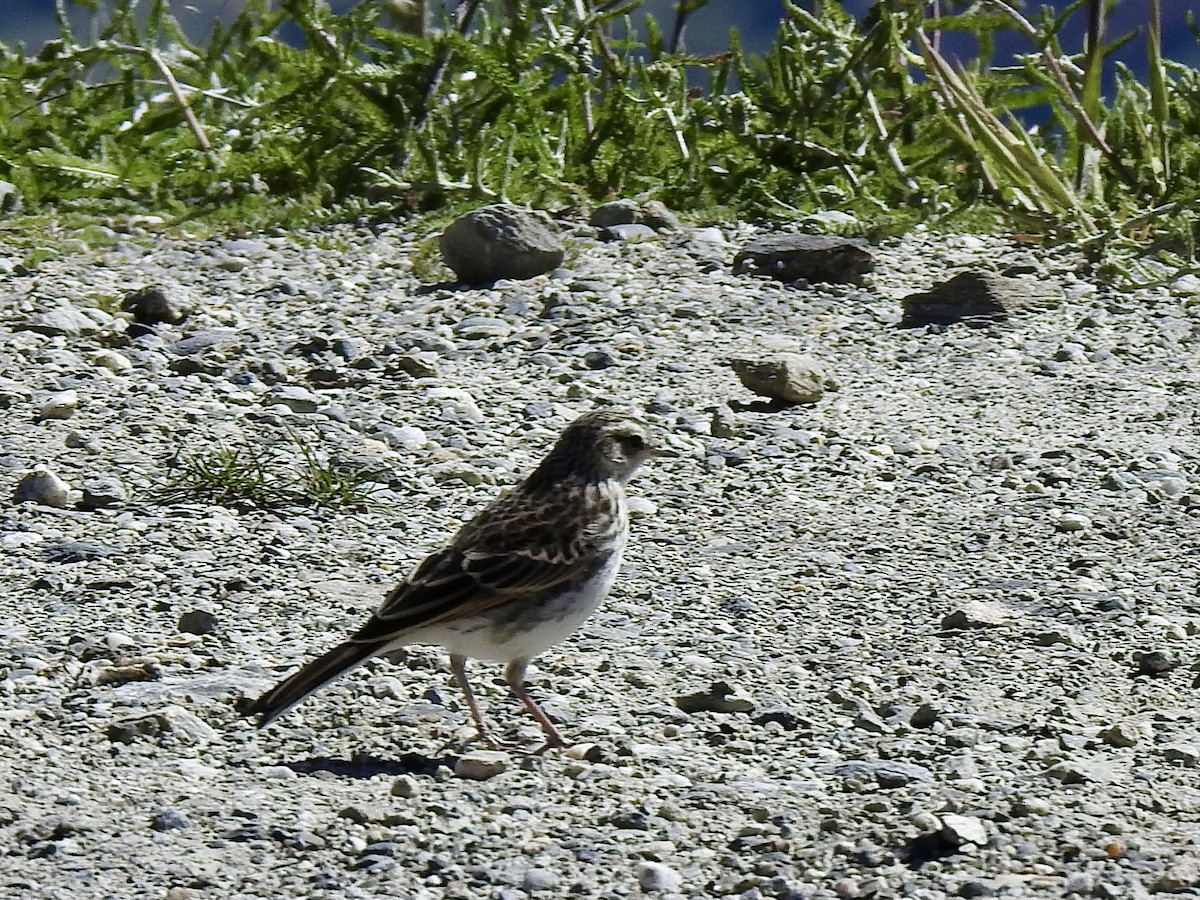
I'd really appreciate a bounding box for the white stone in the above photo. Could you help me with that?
[941,814,987,846]
[637,862,683,893]
[92,349,133,372]
[38,389,79,420]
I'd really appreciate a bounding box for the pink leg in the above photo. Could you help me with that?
[450,654,507,750]
[505,658,568,749]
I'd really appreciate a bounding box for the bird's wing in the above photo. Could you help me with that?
[347,485,621,644]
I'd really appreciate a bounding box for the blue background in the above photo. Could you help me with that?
[0,2,1191,90]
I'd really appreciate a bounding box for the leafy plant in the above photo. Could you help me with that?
[0,0,1198,283]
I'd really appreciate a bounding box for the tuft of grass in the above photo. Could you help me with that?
[157,431,389,511]
[158,444,282,509]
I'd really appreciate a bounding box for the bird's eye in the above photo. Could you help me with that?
[618,433,646,452]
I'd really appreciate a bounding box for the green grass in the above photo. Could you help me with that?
[157,431,389,511]
[0,0,1197,284]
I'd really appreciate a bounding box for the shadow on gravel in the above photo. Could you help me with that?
[414,281,474,294]
[898,833,960,869]
[727,398,803,414]
[284,750,454,778]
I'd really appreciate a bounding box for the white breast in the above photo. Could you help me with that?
[413,538,627,663]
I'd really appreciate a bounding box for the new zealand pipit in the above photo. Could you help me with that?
[245,409,663,749]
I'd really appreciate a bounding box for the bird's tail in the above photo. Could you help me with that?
[244,640,385,727]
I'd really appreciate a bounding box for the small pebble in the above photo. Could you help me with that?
[453,751,510,781]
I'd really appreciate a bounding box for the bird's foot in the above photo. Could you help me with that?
[472,729,523,752]
[533,737,568,756]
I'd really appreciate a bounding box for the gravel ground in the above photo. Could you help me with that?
[1,219,1199,900]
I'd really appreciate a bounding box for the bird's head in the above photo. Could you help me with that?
[538,409,666,486]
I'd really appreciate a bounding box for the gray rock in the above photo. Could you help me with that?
[122,284,191,325]
[267,385,321,413]
[78,476,128,510]
[150,809,190,832]
[1153,858,1200,892]
[439,204,564,283]
[590,199,640,228]
[0,179,21,214]
[1055,513,1091,533]
[900,271,1063,326]
[14,468,71,508]
[376,423,428,450]
[941,600,1015,629]
[601,224,657,243]
[37,389,79,421]
[92,349,133,373]
[43,540,123,562]
[222,238,271,258]
[641,200,682,231]
[522,867,559,892]
[389,775,420,798]
[730,354,827,405]
[454,316,512,340]
[828,759,934,788]
[1044,759,1120,784]
[169,329,234,356]
[732,234,874,284]
[27,306,101,336]
[454,751,510,780]
[940,814,987,846]
[637,861,683,893]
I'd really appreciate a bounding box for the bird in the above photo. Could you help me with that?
[244,409,665,750]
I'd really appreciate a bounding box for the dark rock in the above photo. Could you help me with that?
[439,204,564,283]
[959,879,997,897]
[732,234,874,284]
[122,284,191,325]
[899,271,1062,326]
[583,350,617,369]
[43,540,123,563]
[1136,649,1182,676]
[150,809,190,831]
[751,708,801,730]
[608,809,651,830]
[676,681,755,714]
[389,354,439,379]
[107,716,165,744]
[78,476,128,511]
[178,610,218,636]
[589,199,681,232]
